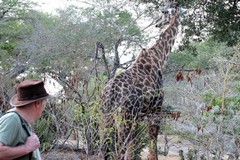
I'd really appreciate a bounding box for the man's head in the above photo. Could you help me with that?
[10,79,49,107]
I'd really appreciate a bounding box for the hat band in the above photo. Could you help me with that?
[18,93,48,101]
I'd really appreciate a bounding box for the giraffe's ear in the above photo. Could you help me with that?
[155,16,164,28]
[179,8,187,15]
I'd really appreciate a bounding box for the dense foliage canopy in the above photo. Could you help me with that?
[139,0,240,46]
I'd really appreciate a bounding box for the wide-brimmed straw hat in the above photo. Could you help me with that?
[10,79,49,107]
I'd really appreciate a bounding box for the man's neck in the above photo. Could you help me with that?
[14,107,34,124]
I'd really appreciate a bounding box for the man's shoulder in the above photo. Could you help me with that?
[0,111,20,122]
[0,110,22,146]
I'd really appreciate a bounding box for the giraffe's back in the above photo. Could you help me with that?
[101,69,164,118]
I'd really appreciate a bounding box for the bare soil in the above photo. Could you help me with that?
[42,135,189,160]
[42,150,180,160]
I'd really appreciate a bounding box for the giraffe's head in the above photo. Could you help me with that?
[155,4,187,28]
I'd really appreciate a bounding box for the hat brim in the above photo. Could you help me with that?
[10,94,50,107]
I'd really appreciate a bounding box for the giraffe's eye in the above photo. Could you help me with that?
[161,10,168,14]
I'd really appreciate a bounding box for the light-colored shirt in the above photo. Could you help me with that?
[0,111,41,160]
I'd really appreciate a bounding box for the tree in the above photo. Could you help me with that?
[137,0,240,47]
[12,1,150,153]
[205,0,240,46]
[162,40,240,159]
[1,0,238,158]
[0,0,35,112]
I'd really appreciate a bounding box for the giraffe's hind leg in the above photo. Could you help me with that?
[147,121,160,160]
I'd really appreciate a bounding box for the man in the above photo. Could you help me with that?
[0,79,49,160]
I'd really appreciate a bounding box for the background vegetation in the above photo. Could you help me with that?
[0,0,239,159]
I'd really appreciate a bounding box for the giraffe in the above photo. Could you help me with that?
[99,3,186,160]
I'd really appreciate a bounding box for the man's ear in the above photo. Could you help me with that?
[35,100,41,108]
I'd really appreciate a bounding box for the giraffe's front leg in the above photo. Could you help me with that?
[98,113,115,160]
[147,122,159,160]
[117,116,136,160]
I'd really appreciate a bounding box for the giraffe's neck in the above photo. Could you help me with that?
[152,11,180,70]
[132,11,180,77]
